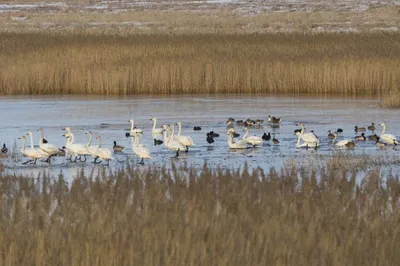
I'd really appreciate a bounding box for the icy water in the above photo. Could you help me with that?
[0,94,399,181]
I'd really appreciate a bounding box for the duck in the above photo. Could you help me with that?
[368,123,376,131]
[226,117,235,125]
[235,120,244,126]
[255,119,264,125]
[368,134,379,141]
[327,130,335,139]
[113,141,124,152]
[294,128,302,136]
[272,134,280,145]
[337,128,343,133]
[375,137,387,148]
[354,126,366,132]
[262,133,271,141]
[1,143,7,154]
[345,141,356,148]
[268,115,281,124]
[209,131,220,138]
[355,133,366,141]
[193,126,202,131]
[332,133,355,148]
[154,139,163,145]
[206,133,215,144]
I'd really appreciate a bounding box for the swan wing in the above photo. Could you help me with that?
[381,134,398,144]
[335,140,350,147]
[40,143,59,155]
[301,133,318,143]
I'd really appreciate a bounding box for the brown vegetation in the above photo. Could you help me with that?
[0,32,399,96]
[382,90,400,108]
[0,162,399,265]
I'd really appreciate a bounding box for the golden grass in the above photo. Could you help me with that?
[382,91,400,108]
[0,32,399,95]
[1,162,400,265]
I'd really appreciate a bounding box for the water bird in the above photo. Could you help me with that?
[368,123,376,131]
[327,130,335,139]
[296,129,318,149]
[268,115,281,124]
[227,128,248,149]
[255,119,264,125]
[294,128,302,135]
[355,133,366,141]
[375,137,387,148]
[162,125,185,157]
[94,135,113,165]
[332,133,355,148]
[174,122,195,152]
[236,120,244,126]
[193,126,202,131]
[206,133,215,144]
[354,126,366,132]
[272,134,280,145]
[262,133,271,141]
[226,117,235,125]
[20,134,48,164]
[1,143,7,154]
[85,131,100,163]
[242,127,263,147]
[113,141,124,152]
[37,128,59,162]
[337,128,343,133]
[368,134,379,141]
[150,118,164,135]
[298,123,319,146]
[129,119,143,134]
[62,128,89,162]
[209,131,219,138]
[131,134,152,164]
[379,123,399,145]
[154,139,163,145]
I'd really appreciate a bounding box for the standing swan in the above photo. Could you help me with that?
[379,123,399,145]
[37,128,59,162]
[242,127,263,147]
[298,123,319,146]
[85,131,100,163]
[19,135,47,164]
[131,134,152,164]
[162,125,185,157]
[151,118,164,135]
[94,135,113,165]
[62,128,89,162]
[174,122,195,152]
[296,129,317,149]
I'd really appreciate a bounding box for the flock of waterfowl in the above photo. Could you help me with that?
[1,116,398,166]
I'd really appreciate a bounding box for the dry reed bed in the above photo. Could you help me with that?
[0,32,399,96]
[1,162,400,265]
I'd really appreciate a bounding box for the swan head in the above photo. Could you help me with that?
[18,136,25,140]
[63,127,71,131]
[243,127,249,131]
[37,128,43,132]
[151,118,156,121]
[26,132,33,136]
[62,133,70,137]
[380,123,385,127]
[85,131,92,135]
[177,122,182,126]
[96,135,101,140]
[129,119,134,124]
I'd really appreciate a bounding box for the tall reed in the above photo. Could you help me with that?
[0,32,399,96]
[0,162,400,265]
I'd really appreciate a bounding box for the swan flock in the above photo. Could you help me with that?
[14,119,397,166]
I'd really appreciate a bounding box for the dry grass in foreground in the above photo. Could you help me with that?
[1,162,400,265]
[0,32,399,96]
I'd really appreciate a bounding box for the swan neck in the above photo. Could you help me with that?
[87,133,92,147]
[130,120,134,131]
[152,119,156,130]
[243,130,249,139]
[29,133,34,149]
[296,131,301,148]
[177,123,182,136]
[39,129,44,145]
[98,137,102,148]
[380,124,386,136]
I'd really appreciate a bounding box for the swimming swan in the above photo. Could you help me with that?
[129,119,143,134]
[379,123,399,145]
[151,118,164,135]
[227,128,248,149]
[298,123,319,146]
[332,133,355,147]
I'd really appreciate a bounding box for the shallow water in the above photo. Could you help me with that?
[0,94,399,181]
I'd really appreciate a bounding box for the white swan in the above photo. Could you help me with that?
[298,123,319,146]
[379,123,399,145]
[162,125,185,157]
[37,128,59,162]
[242,127,263,147]
[151,118,164,135]
[94,135,113,165]
[227,128,248,149]
[129,119,143,134]
[85,131,100,163]
[296,129,318,149]
[62,129,89,162]
[332,133,355,147]
[131,134,152,164]
[174,122,195,151]
[19,135,48,164]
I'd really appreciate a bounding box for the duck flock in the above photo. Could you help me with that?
[2,116,398,166]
